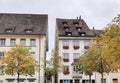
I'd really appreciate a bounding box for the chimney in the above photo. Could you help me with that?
[79,16,81,20]
[93,27,95,30]
[77,17,78,20]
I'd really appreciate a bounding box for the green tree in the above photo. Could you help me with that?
[0,45,38,83]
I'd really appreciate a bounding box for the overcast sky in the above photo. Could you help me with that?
[0,0,120,57]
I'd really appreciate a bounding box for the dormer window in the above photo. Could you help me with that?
[64,27,70,30]
[63,22,68,26]
[79,32,86,37]
[76,27,82,31]
[6,29,12,33]
[73,22,79,26]
[66,32,72,36]
[25,29,33,33]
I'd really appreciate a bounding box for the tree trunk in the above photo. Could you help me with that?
[54,72,58,83]
[101,72,104,83]
[89,75,92,83]
[17,72,20,83]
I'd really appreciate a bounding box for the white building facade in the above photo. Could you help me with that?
[0,13,48,83]
[55,18,101,83]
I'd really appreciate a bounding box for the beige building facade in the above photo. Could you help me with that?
[0,13,48,83]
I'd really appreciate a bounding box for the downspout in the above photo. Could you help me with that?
[39,35,41,83]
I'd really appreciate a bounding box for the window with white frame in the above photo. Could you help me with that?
[10,39,16,46]
[73,41,79,46]
[30,52,35,57]
[30,39,36,46]
[73,65,80,71]
[20,39,26,46]
[63,41,69,46]
[0,52,4,59]
[84,41,89,46]
[0,39,6,46]
[63,53,69,59]
[64,66,69,72]
[73,53,80,59]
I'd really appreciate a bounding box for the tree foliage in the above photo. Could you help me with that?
[45,49,62,83]
[101,14,120,71]
[0,45,38,83]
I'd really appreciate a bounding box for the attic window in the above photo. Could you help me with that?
[73,22,79,26]
[6,29,12,33]
[76,27,82,31]
[66,32,72,36]
[79,32,86,36]
[25,29,33,33]
[64,27,70,30]
[63,22,68,26]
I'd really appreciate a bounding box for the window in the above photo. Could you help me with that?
[10,39,16,46]
[73,53,80,59]
[63,66,69,75]
[66,32,72,36]
[84,41,89,49]
[73,41,79,49]
[25,29,33,33]
[79,32,86,36]
[73,22,79,26]
[63,22,68,26]
[64,27,70,30]
[0,39,6,46]
[73,41,79,46]
[76,27,82,31]
[60,80,73,83]
[63,53,69,59]
[63,53,69,62]
[63,41,69,49]
[6,29,12,33]
[20,39,26,46]
[0,52,4,59]
[73,53,80,62]
[63,41,69,46]
[30,39,36,46]
[30,52,35,57]
[73,65,80,71]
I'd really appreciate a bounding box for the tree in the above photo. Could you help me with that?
[80,38,111,83]
[0,45,38,83]
[101,14,120,71]
[49,49,62,83]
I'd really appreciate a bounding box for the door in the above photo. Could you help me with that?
[113,79,118,83]
[74,79,80,83]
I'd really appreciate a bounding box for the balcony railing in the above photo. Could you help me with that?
[72,71,82,79]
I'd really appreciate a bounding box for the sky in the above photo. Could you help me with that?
[0,0,120,57]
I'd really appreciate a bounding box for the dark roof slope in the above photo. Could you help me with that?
[0,13,48,35]
[56,18,101,37]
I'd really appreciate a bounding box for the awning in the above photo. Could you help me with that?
[6,78,15,80]
[16,78,26,80]
[27,78,36,80]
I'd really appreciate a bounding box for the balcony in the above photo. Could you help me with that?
[74,59,79,63]
[63,71,70,75]
[63,46,69,49]
[63,58,69,62]
[73,46,80,50]
[72,71,82,79]
[84,46,89,49]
